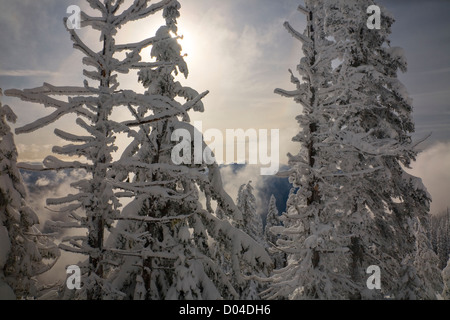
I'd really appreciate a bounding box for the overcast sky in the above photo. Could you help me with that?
[0,0,449,213]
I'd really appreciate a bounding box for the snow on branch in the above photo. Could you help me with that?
[58,244,89,255]
[19,83,97,96]
[80,12,107,30]
[14,107,76,134]
[5,89,71,110]
[320,166,384,178]
[106,248,178,260]
[17,162,48,171]
[283,21,311,44]
[86,0,107,14]
[46,221,85,230]
[130,61,175,70]
[124,90,209,127]
[113,0,173,26]
[114,34,172,52]
[43,156,93,171]
[65,20,103,65]
[46,193,89,206]
[52,141,99,157]
[110,180,191,201]
[113,213,193,224]
[54,129,95,143]
[297,5,309,16]
[199,209,272,273]
[274,88,300,98]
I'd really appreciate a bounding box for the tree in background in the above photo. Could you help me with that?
[265,195,285,269]
[443,258,450,300]
[233,181,266,299]
[0,90,59,299]
[236,182,263,244]
[430,209,450,269]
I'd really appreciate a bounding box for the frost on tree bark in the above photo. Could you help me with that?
[103,2,272,300]
[0,90,59,299]
[266,0,442,300]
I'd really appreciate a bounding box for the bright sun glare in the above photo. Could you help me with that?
[177,29,195,62]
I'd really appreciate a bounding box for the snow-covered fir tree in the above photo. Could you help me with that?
[431,209,450,269]
[413,220,443,299]
[104,2,272,300]
[265,195,285,270]
[265,195,279,248]
[266,0,441,300]
[233,181,265,300]
[265,1,352,300]
[236,182,263,244]
[0,90,59,299]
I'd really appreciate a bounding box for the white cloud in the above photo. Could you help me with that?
[35,177,51,187]
[219,164,267,220]
[406,142,450,214]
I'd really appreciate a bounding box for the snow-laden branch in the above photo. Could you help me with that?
[5,93,88,134]
[54,129,95,143]
[59,244,89,255]
[130,61,176,69]
[319,166,384,178]
[43,156,93,171]
[86,0,107,14]
[123,90,209,127]
[113,0,173,26]
[65,19,104,66]
[198,209,272,274]
[17,163,49,171]
[46,221,85,230]
[110,179,192,201]
[106,248,178,260]
[114,34,172,52]
[274,88,299,98]
[46,193,89,206]
[113,213,193,224]
[80,12,107,30]
[283,21,311,44]
[297,5,309,16]
[18,83,98,96]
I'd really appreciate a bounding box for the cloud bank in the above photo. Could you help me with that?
[406,142,450,214]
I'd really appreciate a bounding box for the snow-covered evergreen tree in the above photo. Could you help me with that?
[265,195,285,269]
[6,0,186,300]
[266,0,441,300]
[265,195,279,247]
[0,90,59,299]
[266,1,353,300]
[104,2,272,300]
[233,181,265,300]
[414,220,443,299]
[236,182,263,244]
[431,209,450,269]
